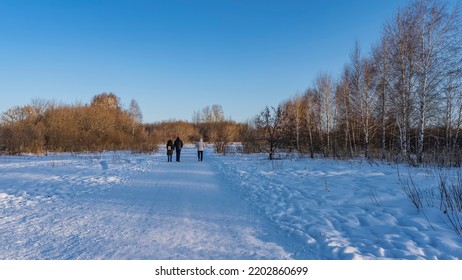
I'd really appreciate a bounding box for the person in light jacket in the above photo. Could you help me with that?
[196,138,205,161]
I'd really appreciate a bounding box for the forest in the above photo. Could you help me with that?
[1,0,461,166]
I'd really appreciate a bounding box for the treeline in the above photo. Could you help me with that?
[146,104,246,154]
[0,93,155,154]
[248,0,462,166]
[0,95,246,155]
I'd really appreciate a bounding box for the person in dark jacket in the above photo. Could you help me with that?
[173,136,183,162]
[166,139,174,162]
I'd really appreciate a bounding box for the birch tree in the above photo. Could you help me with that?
[349,42,376,159]
[372,37,393,159]
[303,89,318,158]
[413,0,461,163]
[314,72,335,157]
[384,5,418,161]
[336,67,355,157]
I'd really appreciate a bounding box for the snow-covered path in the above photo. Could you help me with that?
[2,148,462,260]
[1,148,293,259]
[101,148,293,259]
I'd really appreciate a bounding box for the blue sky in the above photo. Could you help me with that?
[1,0,411,123]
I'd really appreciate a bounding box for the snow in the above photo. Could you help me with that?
[0,147,461,260]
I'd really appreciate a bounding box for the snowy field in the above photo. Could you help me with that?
[1,146,461,260]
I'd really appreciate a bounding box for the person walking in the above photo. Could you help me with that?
[166,139,174,162]
[196,138,205,161]
[173,136,183,162]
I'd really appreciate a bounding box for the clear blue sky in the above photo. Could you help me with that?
[1,0,413,123]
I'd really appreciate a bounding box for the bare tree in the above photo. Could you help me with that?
[349,42,377,159]
[192,104,234,153]
[91,92,121,110]
[303,89,318,158]
[412,0,462,163]
[384,4,419,161]
[255,106,283,160]
[314,72,335,157]
[336,67,355,158]
[129,99,143,124]
[279,94,304,153]
[442,72,462,152]
[1,105,45,154]
[372,37,393,160]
